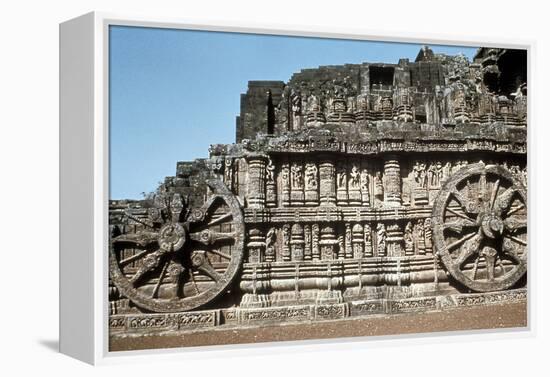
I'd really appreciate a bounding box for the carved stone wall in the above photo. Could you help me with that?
[235,47,527,144]
[109,47,527,331]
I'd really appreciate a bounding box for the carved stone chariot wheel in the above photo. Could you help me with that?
[110,179,244,312]
[432,163,527,292]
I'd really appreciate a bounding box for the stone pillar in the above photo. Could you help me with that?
[319,157,336,206]
[319,224,338,260]
[312,224,320,260]
[360,163,370,206]
[352,224,364,259]
[247,155,267,209]
[265,158,277,207]
[304,162,319,205]
[290,161,304,206]
[236,158,247,201]
[224,157,233,190]
[404,221,414,256]
[345,223,353,259]
[348,162,361,206]
[383,156,402,206]
[265,227,276,262]
[304,224,312,260]
[281,160,290,207]
[282,224,291,261]
[424,218,433,254]
[290,223,305,261]
[376,223,387,257]
[386,223,404,257]
[364,224,373,257]
[336,160,348,205]
[374,172,384,205]
[247,228,265,263]
[337,233,345,259]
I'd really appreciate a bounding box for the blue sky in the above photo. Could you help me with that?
[109,26,477,199]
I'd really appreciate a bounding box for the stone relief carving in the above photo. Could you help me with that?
[266,158,275,183]
[413,161,427,189]
[363,224,373,257]
[305,163,318,189]
[413,220,425,255]
[337,162,347,189]
[291,163,304,189]
[424,218,433,254]
[376,223,387,257]
[265,227,276,262]
[374,172,384,201]
[349,165,360,189]
[109,47,527,338]
[282,224,291,261]
[404,221,414,256]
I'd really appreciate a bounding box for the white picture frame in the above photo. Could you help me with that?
[59,11,534,365]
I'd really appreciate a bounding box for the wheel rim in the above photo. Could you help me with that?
[110,179,244,312]
[432,163,527,292]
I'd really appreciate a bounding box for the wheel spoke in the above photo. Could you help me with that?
[119,249,154,266]
[168,193,185,222]
[495,187,516,214]
[129,249,164,285]
[123,211,155,229]
[197,260,223,282]
[206,212,233,227]
[503,240,524,264]
[484,253,496,282]
[455,233,481,268]
[472,256,480,280]
[506,203,525,217]
[504,248,522,264]
[450,188,471,212]
[207,248,232,260]
[151,260,170,298]
[190,250,224,282]
[447,232,477,251]
[167,263,185,299]
[479,171,487,202]
[443,218,476,233]
[497,257,507,276]
[445,207,476,223]
[504,218,527,232]
[505,234,527,247]
[209,231,236,243]
[186,195,221,223]
[188,271,201,295]
[190,230,236,245]
[113,231,159,247]
[202,195,222,215]
[456,247,475,268]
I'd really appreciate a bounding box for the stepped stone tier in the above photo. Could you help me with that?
[108,47,527,337]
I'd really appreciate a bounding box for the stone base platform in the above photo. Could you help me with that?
[110,289,527,351]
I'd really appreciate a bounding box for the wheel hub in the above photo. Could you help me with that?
[158,223,187,252]
[479,212,504,239]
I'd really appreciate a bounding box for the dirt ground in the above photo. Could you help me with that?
[110,301,527,352]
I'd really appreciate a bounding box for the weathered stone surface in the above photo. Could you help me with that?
[109,47,527,345]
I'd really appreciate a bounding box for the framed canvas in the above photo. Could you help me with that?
[59,12,532,364]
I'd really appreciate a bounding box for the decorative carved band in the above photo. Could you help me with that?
[110,289,526,333]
